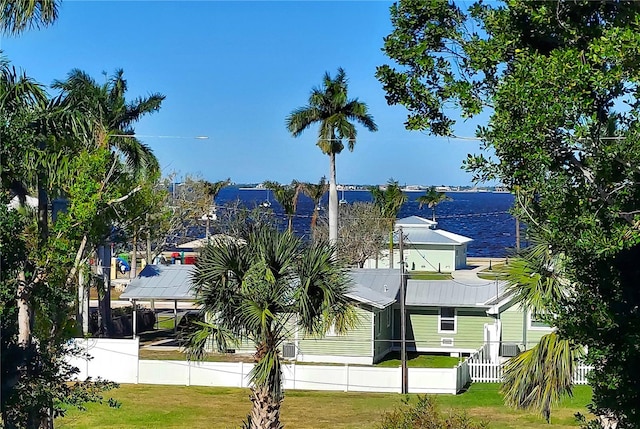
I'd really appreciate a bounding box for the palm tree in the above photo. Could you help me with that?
[52,69,164,179]
[0,0,59,35]
[264,180,301,233]
[286,68,377,249]
[53,69,164,335]
[416,186,452,221]
[187,226,355,429]
[500,234,583,422]
[369,179,407,268]
[300,177,328,234]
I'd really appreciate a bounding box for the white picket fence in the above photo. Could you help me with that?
[467,351,593,385]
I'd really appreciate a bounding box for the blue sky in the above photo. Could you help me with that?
[3,1,490,186]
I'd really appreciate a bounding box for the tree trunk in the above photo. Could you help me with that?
[248,387,284,429]
[130,232,137,279]
[77,267,89,335]
[17,270,32,351]
[97,245,112,337]
[146,213,152,265]
[328,152,338,252]
[388,229,394,268]
[287,215,293,233]
[66,234,88,287]
[310,206,318,236]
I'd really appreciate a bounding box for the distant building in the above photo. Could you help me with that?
[364,216,472,272]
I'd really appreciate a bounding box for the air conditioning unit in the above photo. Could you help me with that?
[282,343,297,359]
[440,338,454,347]
[501,343,521,357]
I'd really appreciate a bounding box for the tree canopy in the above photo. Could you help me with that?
[378,0,640,425]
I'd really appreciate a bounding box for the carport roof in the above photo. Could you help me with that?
[120,264,196,300]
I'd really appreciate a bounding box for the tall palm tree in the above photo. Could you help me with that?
[500,234,582,423]
[300,176,328,234]
[286,68,377,248]
[187,226,355,429]
[52,68,164,179]
[369,179,407,268]
[0,0,59,35]
[264,180,301,232]
[416,186,452,221]
[53,69,164,336]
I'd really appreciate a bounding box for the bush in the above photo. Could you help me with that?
[378,396,487,429]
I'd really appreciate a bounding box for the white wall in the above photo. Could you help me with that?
[67,338,140,384]
[67,339,470,395]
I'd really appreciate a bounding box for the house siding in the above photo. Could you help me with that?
[405,245,455,273]
[500,302,554,350]
[374,306,393,362]
[395,307,491,351]
[298,307,373,358]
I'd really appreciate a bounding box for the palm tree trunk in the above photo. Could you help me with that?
[287,215,293,233]
[310,207,318,235]
[248,387,284,429]
[388,228,394,268]
[328,152,338,251]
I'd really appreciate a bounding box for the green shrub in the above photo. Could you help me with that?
[378,395,487,429]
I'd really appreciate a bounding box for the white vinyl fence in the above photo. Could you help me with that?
[466,346,593,385]
[68,339,471,394]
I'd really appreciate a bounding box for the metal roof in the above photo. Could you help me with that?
[397,216,438,228]
[405,279,506,307]
[120,265,401,308]
[120,265,196,300]
[345,269,401,309]
[403,229,473,246]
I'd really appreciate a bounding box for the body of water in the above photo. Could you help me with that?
[214,188,517,258]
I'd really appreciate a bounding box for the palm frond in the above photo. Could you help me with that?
[0,0,59,35]
[501,332,583,422]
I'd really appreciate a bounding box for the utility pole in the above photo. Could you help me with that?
[398,226,408,394]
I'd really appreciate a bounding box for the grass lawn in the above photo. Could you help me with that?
[476,263,509,280]
[56,383,592,429]
[376,352,461,368]
[409,271,453,280]
[138,349,255,363]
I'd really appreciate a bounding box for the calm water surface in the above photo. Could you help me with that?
[215,188,517,258]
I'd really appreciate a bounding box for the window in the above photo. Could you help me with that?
[528,311,552,330]
[439,307,456,333]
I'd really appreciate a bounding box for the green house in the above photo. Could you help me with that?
[122,265,550,365]
[293,269,400,365]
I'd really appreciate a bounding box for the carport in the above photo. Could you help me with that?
[120,264,197,337]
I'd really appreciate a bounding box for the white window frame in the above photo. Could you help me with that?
[438,307,457,334]
[527,310,553,331]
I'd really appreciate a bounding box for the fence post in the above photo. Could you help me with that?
[187,359,191,387]
[239,361,244,388]
[344,363,349,392]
